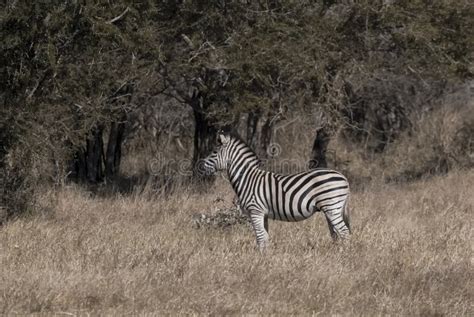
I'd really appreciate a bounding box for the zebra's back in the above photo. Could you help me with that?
[263,168,349,222]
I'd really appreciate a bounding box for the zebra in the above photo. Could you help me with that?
[201,132,351,249]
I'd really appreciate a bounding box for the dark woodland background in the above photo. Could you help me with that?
[1,0,473,220]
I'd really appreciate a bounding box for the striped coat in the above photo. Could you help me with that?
[203,133,351,248]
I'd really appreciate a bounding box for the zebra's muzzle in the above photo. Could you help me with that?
[196,159,216,176]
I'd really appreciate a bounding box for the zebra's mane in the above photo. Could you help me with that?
[227,133,262,166]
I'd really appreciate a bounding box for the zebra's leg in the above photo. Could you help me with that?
[324,213,337,240]
[324,207,351,240]
[249,212,269,250]
[264,215,269,234]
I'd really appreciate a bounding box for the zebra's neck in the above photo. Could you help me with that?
[226,139,261,199]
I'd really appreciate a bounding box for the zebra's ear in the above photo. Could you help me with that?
[218,133,230,145]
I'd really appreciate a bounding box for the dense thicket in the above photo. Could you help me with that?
[1,1,473,218]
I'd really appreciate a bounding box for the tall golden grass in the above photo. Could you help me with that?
[1,170,472,315]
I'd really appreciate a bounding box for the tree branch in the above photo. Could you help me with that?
[108,7,130,24]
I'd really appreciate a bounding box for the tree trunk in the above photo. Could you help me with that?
[71,125,104,183]
[259,117,273,159]
[192,109,218,178]
[309,127,330,169]
[105,119,126,180]
[243,112,275,159]
[246,112,259,149]
[85,125,104,183]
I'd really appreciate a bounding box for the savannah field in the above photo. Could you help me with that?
[1,169,472,315]
[1,2,474,315]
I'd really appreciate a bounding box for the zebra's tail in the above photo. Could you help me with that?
[343,197,351,234]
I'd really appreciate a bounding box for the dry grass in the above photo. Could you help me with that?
[1,170,473,315]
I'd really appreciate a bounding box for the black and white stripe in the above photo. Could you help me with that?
[203,133,351,249]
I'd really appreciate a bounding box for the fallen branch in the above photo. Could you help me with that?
[108,7,130,24]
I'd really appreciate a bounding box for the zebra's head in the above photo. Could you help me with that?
[200,133,232,175]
